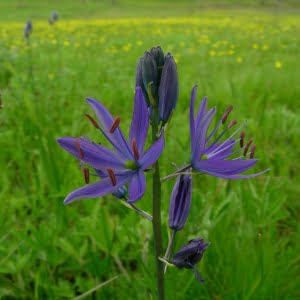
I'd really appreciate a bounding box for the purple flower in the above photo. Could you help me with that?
[57,87,164,204]
[168,170,192,231]
[172,238,209,282]
[189,85,270,179]
[24,20,32,39]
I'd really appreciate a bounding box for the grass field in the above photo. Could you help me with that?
[0,1,300,299]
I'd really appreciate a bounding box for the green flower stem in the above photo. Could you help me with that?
[163,230,176,273]
[152,107,165,300]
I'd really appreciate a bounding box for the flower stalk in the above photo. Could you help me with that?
[151,106,165,300]
[163,230,176,273]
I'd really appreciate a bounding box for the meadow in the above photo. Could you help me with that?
[0,2,300,299]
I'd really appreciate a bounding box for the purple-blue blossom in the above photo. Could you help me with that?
[189,85,270,179]
[57,87,164,204]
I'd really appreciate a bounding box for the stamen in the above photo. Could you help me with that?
[250,144,256,159]
[74,140,84,159]
[209,120,248,155]
[85,113,100,129]
[227,120,237,129]
[83,167,90,184]
[221,105,233,124]
[131,138,140,160]
[109,116,121,133]
[243,138,254,156]
[208,138,240,159]
[107,168,117,186]
[240,131,245,148]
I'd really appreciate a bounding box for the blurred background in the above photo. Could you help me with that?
[0,0,299,299]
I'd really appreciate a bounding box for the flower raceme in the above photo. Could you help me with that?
[135,46,179,124]
[57,87,165,204]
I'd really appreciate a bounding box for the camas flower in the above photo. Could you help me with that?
[24,20,32,39]
[172,238,209,282]
[189,85,270,179]
[168,169,192,231]
[57,87,164,204]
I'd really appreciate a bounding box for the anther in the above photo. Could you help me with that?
[131,138,140,160]
[243,138,254,156]
[221,105,233,124]
[250,144,256,159]
[85,113,100,129]
[107,168,117,186]
[240,131,245,148]
[109,116,121,133]
[83,167,90,184]
[74,140,84,159]
[227,120,237,129]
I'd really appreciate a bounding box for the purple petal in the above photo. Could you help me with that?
[193,158,264,178]
[195,96,208,132]
[57,137,126,170]
[198,168,270,179]
[191,107,216,163]
[64,172,132,204]
[86,98,133,160]
[140,132,165,169]
[129,87,149,155]
[127,170,146,203]
[190,85,198,149]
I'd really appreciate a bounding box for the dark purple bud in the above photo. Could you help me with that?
[24,20,32,38]
[158,55,179,123]
[168,172,192,231]
[135,58,150,106]
[150,46,165,80]
[172,238,209,283]
[142,52,158,99]
[112,186,127,199]
[150,46,165,68]
[164,52,172,62]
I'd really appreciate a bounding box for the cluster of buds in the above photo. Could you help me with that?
[135,46,179,124]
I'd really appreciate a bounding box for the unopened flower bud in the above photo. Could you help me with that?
[142,52,158,100]
[158,54,179,123]
[168,171,192,231]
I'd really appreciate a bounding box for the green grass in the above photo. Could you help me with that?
[0,1,300,299]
